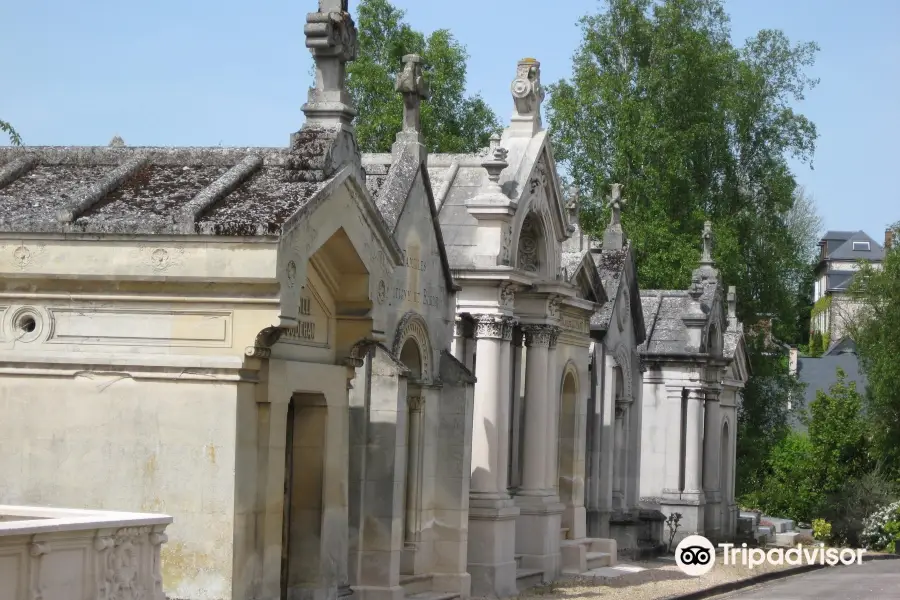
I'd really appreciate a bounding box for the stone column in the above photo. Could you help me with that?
[405,394,425,544]
[544,327,562,493]
[470,315,507,497]
[519,325,552,495]
[661,387,684,496]
[612,403,625,509]
[515,324,564,581]
[497,318,515,493]
[597,355,616,538]
[508,327,525,490]
[684,390,705,494]
[467,314,519,598]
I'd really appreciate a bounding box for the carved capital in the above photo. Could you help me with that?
[501,317,516,341]
[614,404,626,419]
[548,326,561,349]
[522,324,554,348]
[408,395,426,412]
[473,314,504,339]
[512,326,524,348]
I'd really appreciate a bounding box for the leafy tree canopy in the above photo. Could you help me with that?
[850,223,900,478]
[346,0,500,153]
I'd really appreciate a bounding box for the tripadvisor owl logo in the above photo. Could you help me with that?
[675,535,717,576]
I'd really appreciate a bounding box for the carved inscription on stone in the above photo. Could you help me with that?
[282,291,329,346]
[561,313,589,333]
[390,243,444,312]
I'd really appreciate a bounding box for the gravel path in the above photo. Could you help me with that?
[519,558,794,600]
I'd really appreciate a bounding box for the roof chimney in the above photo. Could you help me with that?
[885,228,893,250]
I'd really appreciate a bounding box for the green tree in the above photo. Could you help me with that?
[1,119,21,146]
[346,0,500,153]
[850,223,900,477]
[545,0,821,498]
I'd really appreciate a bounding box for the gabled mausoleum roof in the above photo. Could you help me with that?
[0,143,340,237]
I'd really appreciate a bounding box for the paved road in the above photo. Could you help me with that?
[717,559,900,599]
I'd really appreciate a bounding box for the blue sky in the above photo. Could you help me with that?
[3,0,897,243]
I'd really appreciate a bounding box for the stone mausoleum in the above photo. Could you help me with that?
[637,223,749,543]
[369,56,615,596]
[0,2,474,599]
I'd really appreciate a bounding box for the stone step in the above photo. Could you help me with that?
[515,568,544,592]
[774,532,800,547]
[586,551,613,569]
[405,593,459,600]
[400,573,433,596]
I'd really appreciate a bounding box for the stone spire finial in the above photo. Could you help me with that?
[603,183,626,250]
[727,285,737,319]
[108,135,125,147]
[301,0,358,129]
[395,54,429,135]
[700,220,714,265]
[509,58,544,137]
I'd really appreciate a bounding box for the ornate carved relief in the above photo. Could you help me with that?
[501,317,516,342]
[407,395,426,412]
[547,296,561,318]
[528,160,549,197]
[499,283,515,308]
[499,223,513,265]
[549,326,561,349]
[1,243,48,272]
[286,260,298,288]
[511,58,545,117]
[132,244,187,272]
[377,279,387,304]
[522,324,554,348]
[392,312,433,381]
[473,314,504,339]
[517,215,540,273]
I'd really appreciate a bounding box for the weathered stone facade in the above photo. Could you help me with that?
[0,3,473,599]
[638,223,749,544]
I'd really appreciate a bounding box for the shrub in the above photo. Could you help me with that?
[812,519,832,542]
[862,500,900,551]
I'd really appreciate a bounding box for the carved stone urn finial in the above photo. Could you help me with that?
[483,147,509,187]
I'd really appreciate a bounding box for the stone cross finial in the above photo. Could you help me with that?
[302,0,358,128]
[395,54,430,133]
[701,220,714,264]
[509,58,544,136]
[603,183,626,250]
[727,285,737,319]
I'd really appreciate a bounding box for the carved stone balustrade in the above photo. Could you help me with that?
[0,505,172,600]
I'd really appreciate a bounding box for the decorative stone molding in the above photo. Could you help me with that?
[547,296,562,318]
[548,326,561,349]
[392,311,433,380]
[522,324,554,348]
[408,395,426,412]
[473,314,504,339]
[518,214,540,272]
[499,283,516,308]
[501,317,516,342]
[245,325,283,359]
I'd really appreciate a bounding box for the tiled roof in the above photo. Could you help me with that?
[0,130,353,237]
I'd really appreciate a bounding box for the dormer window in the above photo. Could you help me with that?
[852,241,870,251]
